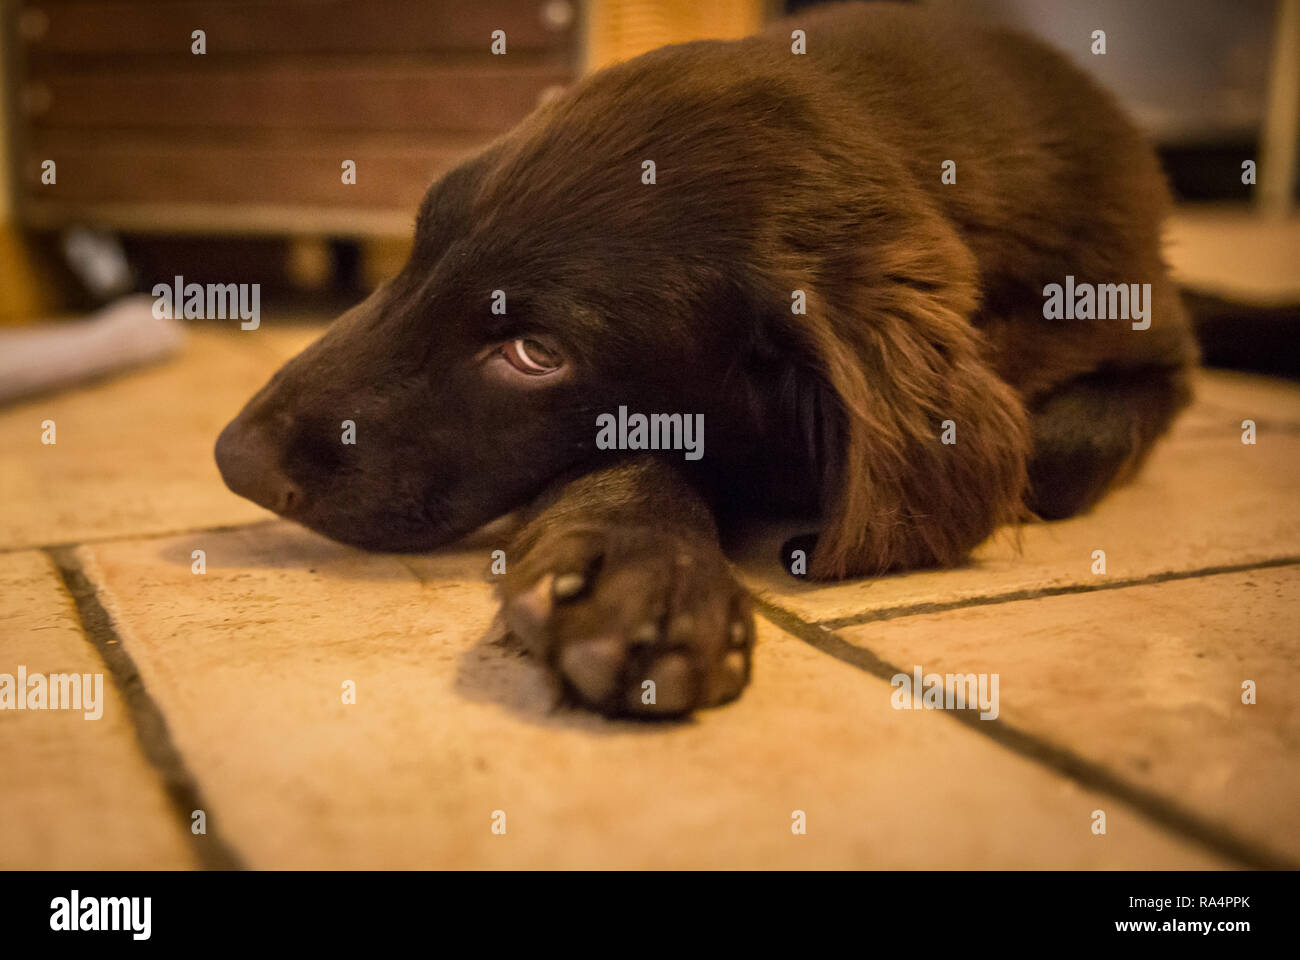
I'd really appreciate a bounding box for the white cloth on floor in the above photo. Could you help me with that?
[0,295,185,404]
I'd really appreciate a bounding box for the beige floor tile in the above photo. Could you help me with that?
[81,524,1223,867]
[737,372,1300,624]
[0,329,290,550]
[1181,370,1300,436]
[834,567,1300,863]
[0,551,194,868]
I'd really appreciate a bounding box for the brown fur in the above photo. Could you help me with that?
[217,3,1197,713]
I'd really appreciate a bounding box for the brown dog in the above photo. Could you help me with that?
[216,3,1196,717]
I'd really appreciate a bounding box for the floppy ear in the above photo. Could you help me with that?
[777,212,1031,580]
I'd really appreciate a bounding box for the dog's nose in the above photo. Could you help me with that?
[215,420,304,516]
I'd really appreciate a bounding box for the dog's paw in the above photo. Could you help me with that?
[502,526,754,717]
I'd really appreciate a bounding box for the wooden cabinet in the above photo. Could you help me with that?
[6,0,579,236]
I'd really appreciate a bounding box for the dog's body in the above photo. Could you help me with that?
[217,3,1196,716]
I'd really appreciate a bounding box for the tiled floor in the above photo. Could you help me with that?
[1,322,1297,868]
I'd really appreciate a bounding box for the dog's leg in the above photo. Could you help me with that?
[1027,364,1193,520]
[500,456,753,717]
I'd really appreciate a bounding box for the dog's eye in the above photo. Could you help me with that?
[502,337,562,375]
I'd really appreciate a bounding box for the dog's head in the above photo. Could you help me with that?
[216,51,780,551]
[216,42,1030,575]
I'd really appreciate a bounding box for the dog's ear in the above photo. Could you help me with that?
[774,212,1031,580]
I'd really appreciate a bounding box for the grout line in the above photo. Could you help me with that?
[0,518,282,556]
[814,555,1300,630]
[44,545,247,871]
[754,597,1300,870]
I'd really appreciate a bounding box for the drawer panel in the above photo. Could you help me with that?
[23,130,479,208]
[26,66,571,132]
[19,0,576,57]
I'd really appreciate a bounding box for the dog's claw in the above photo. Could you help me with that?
[552,571,588,601]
